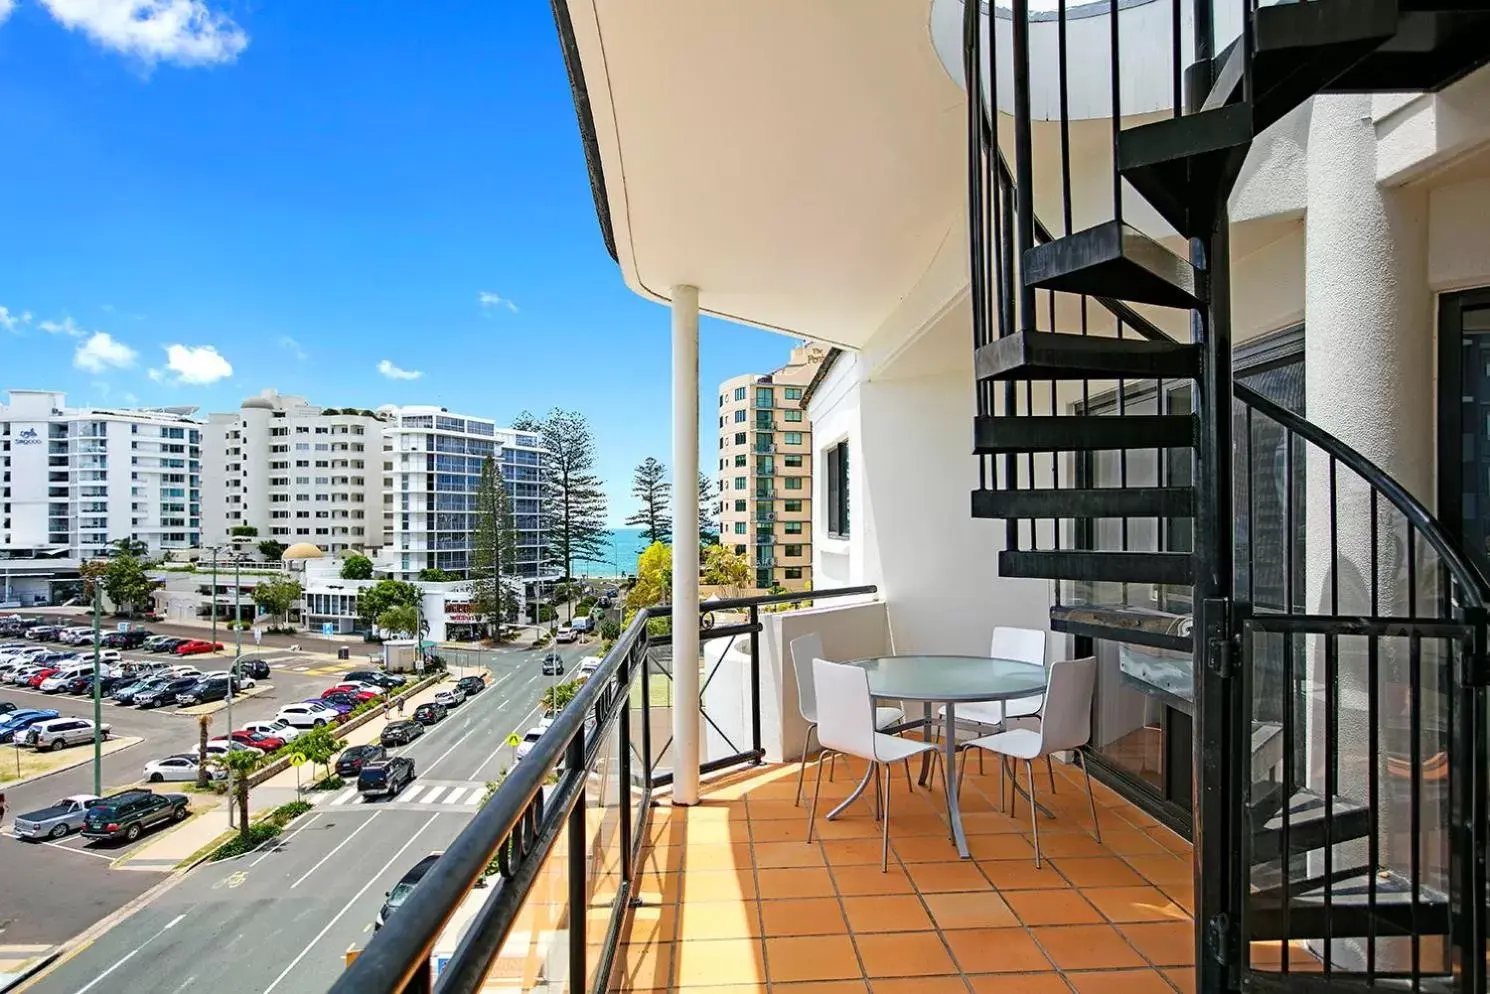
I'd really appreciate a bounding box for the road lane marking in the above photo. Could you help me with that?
[73,912,186,994]
[262,812,441,994]
[251,812,322,867]
[329,788,358,806]
[396,785,426,804]
[419,786,446,805]
[289,812,380,889]
[420,719,487,777]
[461,787,482,805]
[44,839,117,861]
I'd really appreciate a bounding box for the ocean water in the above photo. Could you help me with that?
[571,526,653,577]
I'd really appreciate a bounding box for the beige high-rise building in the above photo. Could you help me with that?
[715,344,827,592]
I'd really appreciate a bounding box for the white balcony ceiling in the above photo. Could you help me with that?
[560,0,967,348]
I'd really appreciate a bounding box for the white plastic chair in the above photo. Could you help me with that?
[960,656,1101,867]
[807,658,943,870]
[940,627,1047,778]
[788,633,905,806]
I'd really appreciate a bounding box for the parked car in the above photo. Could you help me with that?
[175,676,234,706]
[380,719,425,747]
[541,652,565,676]
[241,658,272,680]
[344,669,405,689]
[0,701,14,717]
[113,678,165,705]
[147,637,187,654]
[432,688,465,709]
[411,702,446,725]
[27,668,59,689]
[241,718,299,742]
[64,672,123,695]
[336,744,387,778]
[174,640,223,656]
[101,630,149,649]
[81,790,189,842]
[200,739,262,759]
[144,755,222,783]
[357,756,415,798]
[24,717,109,751]
[455,675,486,696]
[12,794,102,840]
[322,684,379,702]
[135,677,200,709]
[375,851,443,930]
[317,694,362,712]
[25,625,63,641]
[555,625,578,644]
[228,729,287,752]
[575,657,602,684]
[276,702,340,729]
[516,726,545,761]
[0,709,60,743]
[39,670,81,693]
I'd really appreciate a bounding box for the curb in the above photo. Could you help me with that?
[0,737,144,792]
[0,952,60,994]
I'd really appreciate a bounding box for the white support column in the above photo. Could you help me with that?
[670,284,702,805]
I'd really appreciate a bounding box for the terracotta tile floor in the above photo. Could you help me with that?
[610,755,1202,993]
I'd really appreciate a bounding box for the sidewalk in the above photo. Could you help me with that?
[113,673,452,870]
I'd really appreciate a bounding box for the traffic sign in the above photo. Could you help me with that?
[505,732,520,748]
[288,754,307,767]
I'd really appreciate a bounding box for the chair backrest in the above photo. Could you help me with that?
[1036,656,1098,752]
[788,632,825,723]
[813,658,877,759]
[991,626,1046,667]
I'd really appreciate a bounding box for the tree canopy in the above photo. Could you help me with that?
[100,553,158,616]
[628,541,672,610]
[472,454,519,636]
[702,544,750,589]
[530,409,609,578]
[339,553,374,580]
[251,578,304,626]
[625,457,672,545]
[257,539,288,561]
[378,604,420,637]
[418,567,457,582]
[358,579,421,628]
[698,473,719,546]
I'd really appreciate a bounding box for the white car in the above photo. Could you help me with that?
[432,688,464,708]
[200,738,263,759]
[144,754,223,783]
[24,717,109,751]
[575,657,602,683]
[241,718,300,742]
[276,702,340,729]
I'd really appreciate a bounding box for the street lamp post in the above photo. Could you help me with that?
[91,582,102,797]
[208,545,221,656]
[226,555,242,828]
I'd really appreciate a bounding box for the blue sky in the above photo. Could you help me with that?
[0,0,799,524]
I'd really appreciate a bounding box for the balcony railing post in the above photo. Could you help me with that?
[641,644,654,789]
[749,604,762,760]
[566,734,587,990]
[618,663,634,885]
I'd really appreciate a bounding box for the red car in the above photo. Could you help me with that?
[322,684,378,703]
[27,667,58,689]
[229,729,287,752]
[175,640,224,656]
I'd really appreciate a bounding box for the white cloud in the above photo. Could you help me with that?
[478,291,518,314]
[39,316,85,337]
[278,335,307,360]
[74,331,139,373]
[0,306,19,332]
[147,368,164,383]
[122,392,139,404]
[0,0,14,25]
[162,343,232,384]
[377,359,423,381]
[37,0,248,67]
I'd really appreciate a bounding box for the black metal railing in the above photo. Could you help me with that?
[331,583,876,994]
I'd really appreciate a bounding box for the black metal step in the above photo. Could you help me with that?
[1049,603,1192,652]
[1248,870,1450,941]
[1250,786,1373,864]
[974,414,1197,454]
[1022,220,1199,310]
[972,486,1194,521]
[1118,103,1254,237]
[1326,10,1490,92]
[974,330,1200,382]
[999,550,1192,586]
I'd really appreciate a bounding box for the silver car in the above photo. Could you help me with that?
[24,717,110,751]
[13,795,102,840]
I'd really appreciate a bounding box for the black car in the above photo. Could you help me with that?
[323,691,364,710]
[0,702,15,716]
[136,677,199,708]
[64,673,121,695]
[455,676,486,696]
[101,630,149,649]
[336,744,388,778]
[148,637,187,654]
[175,677,232,706]
[114,677,167,704]
[376,851,443,929]
[411,702,446,726]
[541,652,565,676]
[241,659,272,680]
[380,720,425,747]
[345,669,405,689]
[81,789,189,842]
[357,756,415,797]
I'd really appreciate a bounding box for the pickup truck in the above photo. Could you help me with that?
[12,794,102,840]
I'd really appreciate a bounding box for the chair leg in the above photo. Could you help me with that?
[871,761,883,822]
[881,761,894,872]
[903,759,914,794]
[977,743,985,776]
[794,723,817,808]
[806,750,831,844]
[998,754,1006,812]
[1077,747,1102,843]
[1006,757,1018,819]
[1025,759,1042,869]
[828,752,837,783]
[1046,755,1057,794]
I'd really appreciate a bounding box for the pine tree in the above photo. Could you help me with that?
[698,472,719,546]
[533,409,610,579]
[625,457,672,545]
[472,455,518,637]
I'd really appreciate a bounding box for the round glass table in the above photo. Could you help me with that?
[828,654,1047,858]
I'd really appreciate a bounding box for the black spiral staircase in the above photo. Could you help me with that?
[963,1,1490,990]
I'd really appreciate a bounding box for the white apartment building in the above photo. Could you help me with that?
[379,405,552,584]
[201,389,383,555]
[1,389,202,560]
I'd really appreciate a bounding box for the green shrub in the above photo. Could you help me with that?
[269,800,312,826]
[210,822,281,861]
[311,775,344,791]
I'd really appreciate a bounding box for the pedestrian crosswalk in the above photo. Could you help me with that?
[316,780,487,810]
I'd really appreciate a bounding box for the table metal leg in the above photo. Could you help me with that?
[917,702,934,786]
[943,701,970,858]
[826,761,875,821]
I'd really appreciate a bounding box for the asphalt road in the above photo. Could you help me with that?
[0,648,421,947]
[21,641,591,994]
